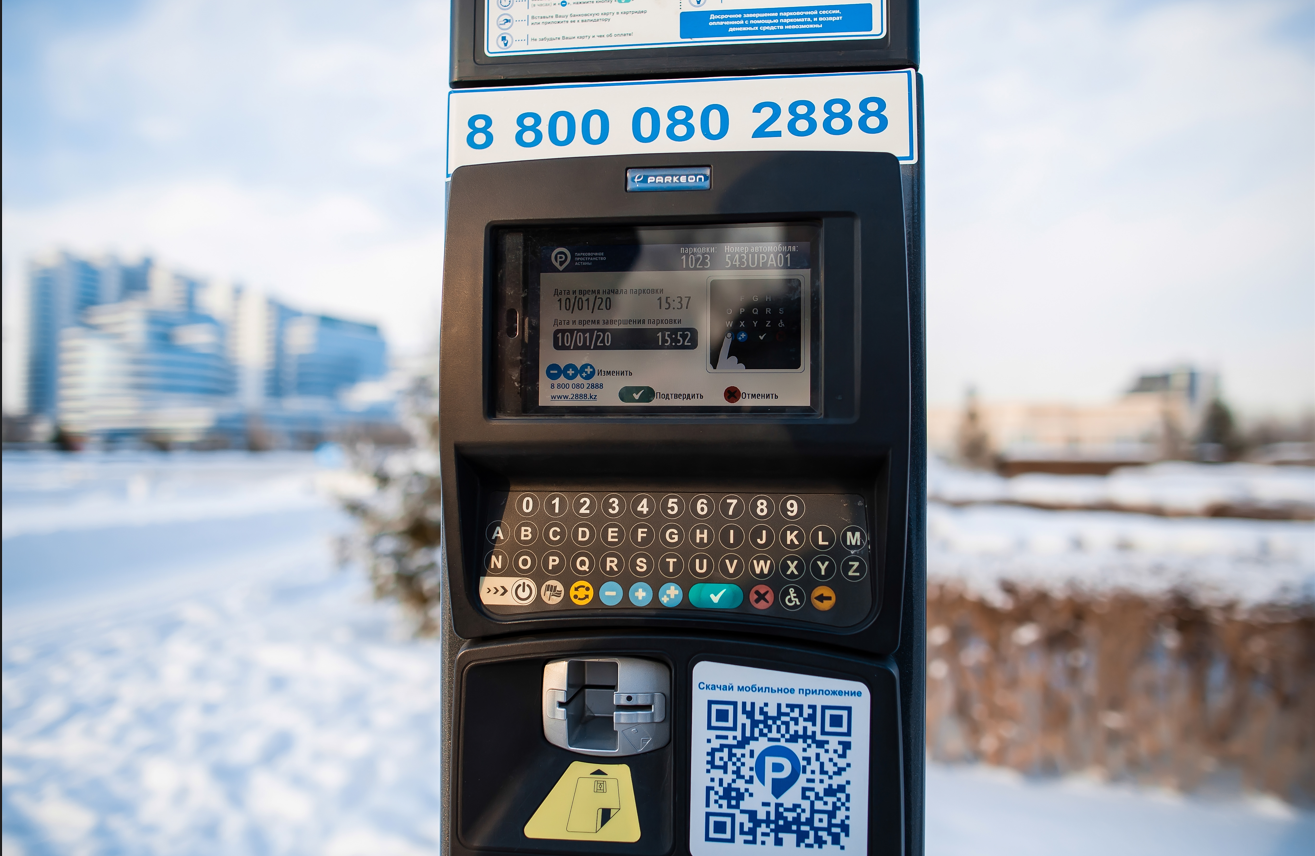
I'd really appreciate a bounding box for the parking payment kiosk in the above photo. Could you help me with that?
[438,2,925,854]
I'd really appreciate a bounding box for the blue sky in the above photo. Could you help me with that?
[2,0,1313,415]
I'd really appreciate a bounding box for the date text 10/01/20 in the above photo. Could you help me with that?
[463,98,890,151]
[552,328,699,351]
[555,295,693,315]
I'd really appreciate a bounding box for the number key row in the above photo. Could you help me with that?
[508,492,808,521]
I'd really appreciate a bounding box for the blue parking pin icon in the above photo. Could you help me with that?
[545,363,563,380]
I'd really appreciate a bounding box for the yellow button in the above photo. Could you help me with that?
[570,581,594,605]
[810,585,836,611]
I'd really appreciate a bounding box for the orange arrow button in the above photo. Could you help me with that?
[810,585,836,612]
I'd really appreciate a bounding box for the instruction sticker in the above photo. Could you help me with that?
[486,0,887,57]
[690,661,870,854]
[525,761,642,842]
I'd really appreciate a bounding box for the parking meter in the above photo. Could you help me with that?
[438,4,925,855]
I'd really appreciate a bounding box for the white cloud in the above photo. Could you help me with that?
[3,0,1311,418]
[3,0,450,411]
[924,0,1315,415]
[3,180,444,346]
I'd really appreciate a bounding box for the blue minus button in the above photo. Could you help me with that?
[626,166,711,192]
[689,583,743,609]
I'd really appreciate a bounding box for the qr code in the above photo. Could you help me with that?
[701,700,856,848]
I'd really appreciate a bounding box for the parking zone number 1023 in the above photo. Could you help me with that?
[463,98,890,151]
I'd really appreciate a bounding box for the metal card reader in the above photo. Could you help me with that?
[542,658,670,756]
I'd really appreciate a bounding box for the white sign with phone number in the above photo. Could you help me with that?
[446,70,916,176]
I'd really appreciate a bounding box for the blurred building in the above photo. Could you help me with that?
[24,252,104,420]
[929,366,1221,474]
[282,315,387,399]
[12,249,399,448]
[59,301,235,444]
[230,290,300,407]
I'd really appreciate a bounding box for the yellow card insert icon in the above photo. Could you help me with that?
[524,761,640,842]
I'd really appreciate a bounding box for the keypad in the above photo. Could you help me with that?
[476,490,873,627]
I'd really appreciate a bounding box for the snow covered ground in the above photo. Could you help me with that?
[3,452,1312,855]
[925,764,1314,856]
[928,456,1315,517]
[3,452,442,856]
[928,500,1315,606]
[927,457,1315,607]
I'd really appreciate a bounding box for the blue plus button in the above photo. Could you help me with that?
[628,582,653,607]
[562,363,579,380]
[545,363,563,380]
[579,363,596,380]
[658,582,683,608]
[689,583,743,609]
[599,581,623,606]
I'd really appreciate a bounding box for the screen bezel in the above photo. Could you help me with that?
[495,222,824,417]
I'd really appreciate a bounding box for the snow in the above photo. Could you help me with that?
[926,764,1315,856]
[3,452,1312,854]
[2,451,341,540]
[3,452,441,855]
[927,457,1315,607]
[928,502,1315,607]
[928,456,1315,516]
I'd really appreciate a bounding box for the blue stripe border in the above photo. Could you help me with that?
[445,69,916,177]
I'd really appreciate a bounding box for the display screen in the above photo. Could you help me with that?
[514,224,819,413]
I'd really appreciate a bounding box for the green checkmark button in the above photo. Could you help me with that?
[689,583,743,609]
[618,386,655,403]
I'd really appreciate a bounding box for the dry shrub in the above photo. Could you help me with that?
[337,372,444,634]
[926,581,1315,804]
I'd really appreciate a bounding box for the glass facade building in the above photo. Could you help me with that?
[20,250,395,446]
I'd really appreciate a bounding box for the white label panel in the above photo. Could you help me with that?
[446,70,916,176]
[690,661,870,855]
[486,0,887,56]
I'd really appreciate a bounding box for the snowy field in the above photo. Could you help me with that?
[927,456,1315,607]
[3,452,1313,855]
[928,456,1315,518]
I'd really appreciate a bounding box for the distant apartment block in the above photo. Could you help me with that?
[282,315,387,399]
[24,252,104,418]
[60,303,234,443]
[15,250,397,448]
[929,366,1221,473]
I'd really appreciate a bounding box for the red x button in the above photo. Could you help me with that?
[749,584,774,610]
